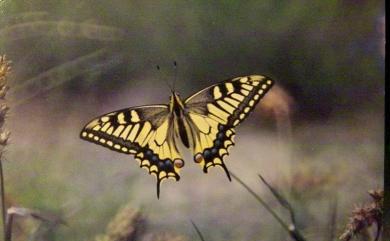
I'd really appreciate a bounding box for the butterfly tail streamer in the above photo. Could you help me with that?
[157,179,161,199]
[223,164,232,181]
[80,75,274,198]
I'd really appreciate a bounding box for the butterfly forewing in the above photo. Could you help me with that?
[185,75,274,176]
[80,74,275,198]
[80,105,184,198]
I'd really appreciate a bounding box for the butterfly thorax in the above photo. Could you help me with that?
[80,75,275,198]
[169,92,185,115]
[169,92,192,148]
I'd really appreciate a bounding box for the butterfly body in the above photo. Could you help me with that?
[170,92,192,148]
[80,75,274,198]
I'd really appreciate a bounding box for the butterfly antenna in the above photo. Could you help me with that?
[156,65,173,92]
[173,61,178,92]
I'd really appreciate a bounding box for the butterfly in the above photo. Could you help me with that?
[80,75,274,198]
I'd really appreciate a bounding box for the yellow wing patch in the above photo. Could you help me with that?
[80,105,184,198]
[185,75,274,178]
[81,75,275,197]
[189,113,236,178]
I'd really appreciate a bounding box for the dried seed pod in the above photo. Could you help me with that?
[0,130,10,146]
[0,85,9,99]
[339,189,383,241]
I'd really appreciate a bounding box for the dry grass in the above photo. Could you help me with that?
[94,204,187,241]
[339,190,383,241]
[0,58,382,240]
[0,54,11,241]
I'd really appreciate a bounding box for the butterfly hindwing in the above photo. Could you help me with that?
[185,75,274,176]
[80,105,184,198]
[186,111,236,178]
[80,74,274,197]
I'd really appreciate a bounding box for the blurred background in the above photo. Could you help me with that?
[0,0,384,240]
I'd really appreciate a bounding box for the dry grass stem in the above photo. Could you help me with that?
[5,207,65,240]
[94,203,189,241]
[339,189,383,241]
[94,204,146,241]
[190,220,205,241]
[0,54,11,241]
[230,172,307,241]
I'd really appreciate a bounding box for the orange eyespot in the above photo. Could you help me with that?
[194,153,204,163]
[174,159,184,168]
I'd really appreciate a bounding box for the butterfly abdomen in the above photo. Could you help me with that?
[177,115,190,148]
[80,75,274,198]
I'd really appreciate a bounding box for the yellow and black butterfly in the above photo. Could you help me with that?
[80,75,274,198]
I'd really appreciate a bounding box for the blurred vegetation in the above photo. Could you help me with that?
[0,1,384,241]
[0,0,384,118]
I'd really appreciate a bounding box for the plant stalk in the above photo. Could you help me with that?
[0,156,6,241]
[230,172,307,241]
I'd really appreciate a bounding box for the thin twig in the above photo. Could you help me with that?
[258,174,296,224]
[230,172,307,241]
[4,211,12,241]
[374,222,382,241]
[327,196,338,241]
[190,220,205,241]
[0,156,5,241]
[230,172,289,230]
